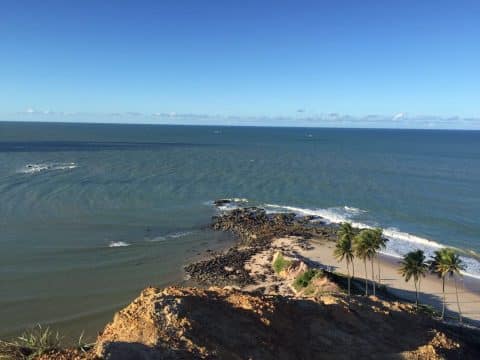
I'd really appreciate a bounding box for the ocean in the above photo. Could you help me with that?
[1,121,479,339]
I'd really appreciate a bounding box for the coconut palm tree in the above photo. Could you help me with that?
[334,235,354,296]
[354,229,377,296]
[430,248,465,322]
[372,228,387,286]
[429,250,447,319]
[337,222,356,277]
[399,250,428,309]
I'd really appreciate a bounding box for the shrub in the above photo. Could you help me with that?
[272,253,292,274]
[293,269,322,291]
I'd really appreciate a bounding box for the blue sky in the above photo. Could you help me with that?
[1,0,479,128]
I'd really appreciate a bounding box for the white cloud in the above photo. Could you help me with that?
[392,112,406,121]
[5,109,480,129]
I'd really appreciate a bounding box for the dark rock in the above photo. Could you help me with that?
[213,199,232,206]
[185,206,338,288]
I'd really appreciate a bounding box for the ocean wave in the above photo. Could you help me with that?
[146,231,193,242]
[18,162,77,174]
[210,198,249,211]
[261,203,480,278]
[343,206,367,215]
[109,241,130,248]
[264,204,366,224]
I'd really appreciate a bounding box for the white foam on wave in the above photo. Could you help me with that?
[146,231,193,242]
[209,198,249,211]
[264,204,364,224]
[224,198,248,203]
[343,206,367,215]
[207,199,480,277]
[109,241,130,248]
[19,162,77,174]
[262,203,480,279]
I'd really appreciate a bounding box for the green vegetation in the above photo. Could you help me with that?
[398,250,428,309]
[335,222,355,296]
[371,228,387,286]
[354,229,376,296]
[352,227,386,296]
[0,325,94,360]
[417,304,439,318]
[272,253,292,274]
[293,269,323,292]
[0,325,61,360]
[429,248,465,322]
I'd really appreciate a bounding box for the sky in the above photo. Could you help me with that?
[1,0,479,128]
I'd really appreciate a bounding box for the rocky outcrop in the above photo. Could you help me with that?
[184,246,257,287]
[211,207,336,245]
[94,286,479,360]
[185,206,336,287]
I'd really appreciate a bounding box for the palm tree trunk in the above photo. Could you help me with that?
[414,279,418,309]
[454,276,462,324]
[352,260,355,279]
[346,260,351,296]
[364,259,368,296]
[371,259,376,296]
[377,257,381,285]
[441,277,446,320]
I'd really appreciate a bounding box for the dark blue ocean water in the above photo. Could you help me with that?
[1,122,479,337]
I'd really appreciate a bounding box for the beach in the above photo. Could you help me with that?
[243,235,480,325]
[182,205,480,327]
[306,238,480,324]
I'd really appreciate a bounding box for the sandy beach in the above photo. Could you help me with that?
[280,236,480,325]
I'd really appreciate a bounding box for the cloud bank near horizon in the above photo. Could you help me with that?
[2,109,480,130]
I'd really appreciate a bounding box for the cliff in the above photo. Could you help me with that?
[91,286,479,359]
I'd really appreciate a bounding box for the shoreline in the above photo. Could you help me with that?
[186,206,480,327]
[3,205,480,359]
[299,237,480,325]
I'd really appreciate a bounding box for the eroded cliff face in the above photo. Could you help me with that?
[93,286,475,360]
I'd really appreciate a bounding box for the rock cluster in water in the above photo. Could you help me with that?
[184,205,336,287]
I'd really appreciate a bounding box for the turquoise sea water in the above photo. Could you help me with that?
[1,122,479,338]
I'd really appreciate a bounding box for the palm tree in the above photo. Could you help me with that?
[430,248,465,322]
[429,250,447,319]
[334,235,354,296]
[399,250,428,309]
[372,228,387,286]
[337,222,356,277]
[354,229,377,296]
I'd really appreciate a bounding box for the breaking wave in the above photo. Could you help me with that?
[18,162,77,174]
[212,199,480,279]
[108,241,130,248]
[146,231,194,242]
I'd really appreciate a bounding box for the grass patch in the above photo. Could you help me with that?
[0,325,94,360]
[293,269,323,292]
[272,253,292,274]
[0,325,61,360]
[417,304,439,317]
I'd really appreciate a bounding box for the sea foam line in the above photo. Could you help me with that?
[18,162,77,174]
[109,241,131,248]
[146,231,194,242]
[260,202,480,279]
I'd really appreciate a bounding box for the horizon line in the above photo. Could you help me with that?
[1,119,480,132]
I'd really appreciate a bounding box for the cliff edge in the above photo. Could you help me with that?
[93,286,478,359]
